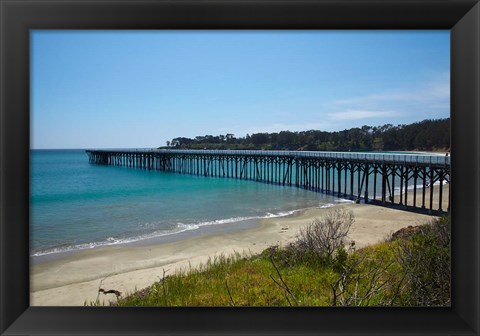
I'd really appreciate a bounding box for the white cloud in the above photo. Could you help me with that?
[327,110,398,121]
[331,73,450,112]
[333,92,407,106]
[237,121,334,136]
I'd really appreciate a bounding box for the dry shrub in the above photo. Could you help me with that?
[296,207,354,260]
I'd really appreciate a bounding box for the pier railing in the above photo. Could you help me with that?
[88,149,450,165]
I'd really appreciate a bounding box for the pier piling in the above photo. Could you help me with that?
[86,149,450,214]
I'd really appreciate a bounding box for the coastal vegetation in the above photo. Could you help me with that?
[163,118,450,152]
[102,209,450,307]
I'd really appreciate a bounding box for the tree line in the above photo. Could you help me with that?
[163,118,450,152]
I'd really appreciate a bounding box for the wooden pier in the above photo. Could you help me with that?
[86,149,450,214]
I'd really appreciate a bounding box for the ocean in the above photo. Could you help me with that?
[30,149,340,258]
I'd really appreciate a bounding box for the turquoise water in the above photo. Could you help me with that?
[30,150,339,256]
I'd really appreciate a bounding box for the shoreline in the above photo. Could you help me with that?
[32,179,449,264]
[31,204,331,265]
[31,216,263,265]
[30,199,444,306]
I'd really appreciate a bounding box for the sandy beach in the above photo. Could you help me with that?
[30,184,448,306]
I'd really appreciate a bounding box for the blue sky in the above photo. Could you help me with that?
[31,30,450,149]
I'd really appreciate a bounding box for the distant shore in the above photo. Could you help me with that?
[30,185,447,306]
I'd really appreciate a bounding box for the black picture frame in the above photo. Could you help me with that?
[1,0,479,335]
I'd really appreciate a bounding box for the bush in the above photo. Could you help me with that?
[396,216,451,306]
[296,208,355,261]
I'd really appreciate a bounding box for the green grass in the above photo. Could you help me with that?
[109,216,450,307]
[115,251,338,306]
[114,243,400,307]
